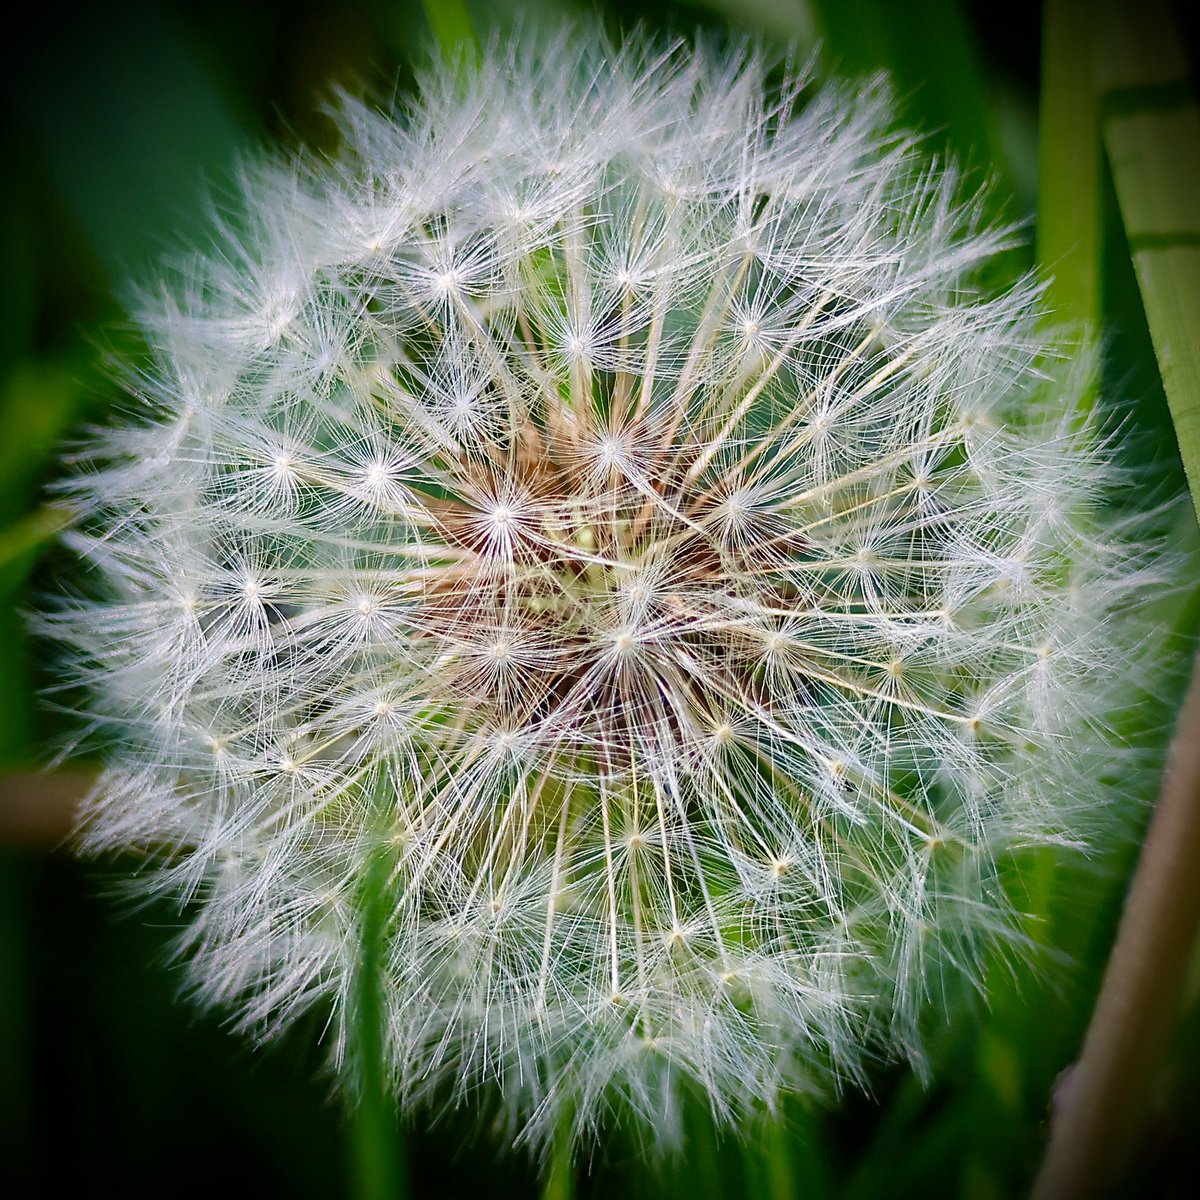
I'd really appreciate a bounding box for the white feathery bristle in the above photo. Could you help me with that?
[45,30,1174,1154]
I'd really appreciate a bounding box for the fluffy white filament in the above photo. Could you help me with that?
[49,33,1166,1151]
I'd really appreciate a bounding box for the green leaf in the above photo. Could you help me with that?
[1096,0,1200,518]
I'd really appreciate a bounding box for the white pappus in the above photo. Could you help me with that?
[46,29,1173,1155]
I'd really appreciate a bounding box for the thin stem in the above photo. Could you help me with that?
[1031,647,1200,1199]
[759,1115,799,1200]
[348,846,407,1200]
[1008,2,1106,1061]
[540,1105,575,1200]
[1037,0,1102,408]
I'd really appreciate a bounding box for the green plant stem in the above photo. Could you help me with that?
[1095,0,1200,516]
[1021,0,1105,976]
[1037,0,1103,340]
[540,1105,574,1200]
[1031,647,1200,1199]
[349,848,406,1200]
[965,15,1108,1177]
[760,1118,796,1200]
[420,0,478,61]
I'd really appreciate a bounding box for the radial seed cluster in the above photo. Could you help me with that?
[52,36,1158,1148]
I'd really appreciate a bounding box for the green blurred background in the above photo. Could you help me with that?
[2,1,1197,1196]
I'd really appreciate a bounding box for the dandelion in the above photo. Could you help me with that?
[48,31,1167,1153]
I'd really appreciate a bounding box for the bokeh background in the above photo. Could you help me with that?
[2,1,1198,1196]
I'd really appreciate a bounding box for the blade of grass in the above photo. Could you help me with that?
[1095,0,1200,515]
[743,1104,832,1200]
[960,16,1110,1181]
[1037,0,1103,341]
[420,0,479,61]
[540,1105,575,1200]
[1016,0,1105,994]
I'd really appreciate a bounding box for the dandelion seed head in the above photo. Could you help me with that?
[47,29,1174,1156]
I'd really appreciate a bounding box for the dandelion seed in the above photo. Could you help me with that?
[47,30,1173,1156]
